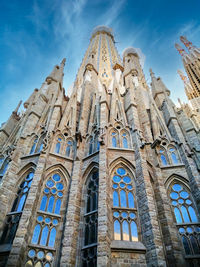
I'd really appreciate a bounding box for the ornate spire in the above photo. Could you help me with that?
[61,58,66,67]
[177,70,188,84]
[175,43,186,56]
[180,36,193,50]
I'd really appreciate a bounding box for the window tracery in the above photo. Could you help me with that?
[110,128,131,149]
[81,170,99,266]
[86,133,100,156]
[158,142,180,166]
[0,171,34,246]
[169,182,200,255]
[30,134,45,155]
[26,172,67,267]
[53,132,74,158]
[112,166,138,242]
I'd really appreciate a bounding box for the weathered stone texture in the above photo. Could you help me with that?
[0,27,200,267]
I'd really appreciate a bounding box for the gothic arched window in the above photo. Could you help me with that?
[169,182,200,255]
[36,134,45,153]
[111,132,118,147]
[66,140,73,157]
[89,137,93,155]
[112,166,138,242]
[30,135,45,155]
[55,138,62,154]
[94,134,100,153]
[168,147,179,165]
[0,171,34,246]
[26,172,66,266]
[81,170,99,266]
[0,157,10,181]
[122,132,128,148]
[159,148,168,166]
[30,138,38,155]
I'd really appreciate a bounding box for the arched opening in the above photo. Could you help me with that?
[81,169,99,267]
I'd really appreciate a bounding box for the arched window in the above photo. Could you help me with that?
[66,140,73,157]
[30,135,45,155]
[81,170,99,266]
[159,149,168,166]
[169,182,200,255]
[0,157,10,181]
[30,138,38,155]
[94,134,100,153]
[0,171,34,246]
[122,132,128,148]
[88,137,93,155]
[26,173,66,266]
[55,138,62,154]
[112,166,138,242]
[36,134,45,153]
[169,147,179,165]
[111,132,118,147]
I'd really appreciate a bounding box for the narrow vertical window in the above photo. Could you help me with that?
[30,138,38,154]
[66,140,72,157]
[55,138,62,154]
[160,149,168,166]
[0,157,10,181]
[122,133,128,148]
[89,137,93,155]
[82,170,99,266]
[0,171,34,246]
[169,182,200,255]
[169,148,179,164]
[112,132,117,147]
[112,166,138,242]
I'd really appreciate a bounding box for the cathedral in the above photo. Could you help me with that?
[0,26,200,267]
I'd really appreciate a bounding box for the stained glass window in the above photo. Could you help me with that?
[82,170,99,266]
[112,166,138,242]
[169,183,200,255]
[122,133,128,148]
[27,173,65,266]
[30,138,38,154]
[0,171,34,246]
[159,149,168,166]
[55,138,62,154]
[169,147,179,164]
[66,140,72,157]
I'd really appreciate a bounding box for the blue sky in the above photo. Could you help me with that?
[1,0,200,125]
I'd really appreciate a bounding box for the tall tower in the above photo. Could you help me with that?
[0,26,200,267]
[175,37,200,110]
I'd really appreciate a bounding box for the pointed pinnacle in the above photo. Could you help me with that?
[175,43,185,56]
[180,36,193,50]
[14,100,22,114]
[149,68,155,78]
[61,58,66,66]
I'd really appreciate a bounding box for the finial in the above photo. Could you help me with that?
[13,100,22,114]
[175,43,186,56]
[178,98,182,106]
[149,68,155,78]
[61,58,66,66]
[180,36,193,50]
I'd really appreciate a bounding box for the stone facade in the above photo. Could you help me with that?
[0,26,200,267]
